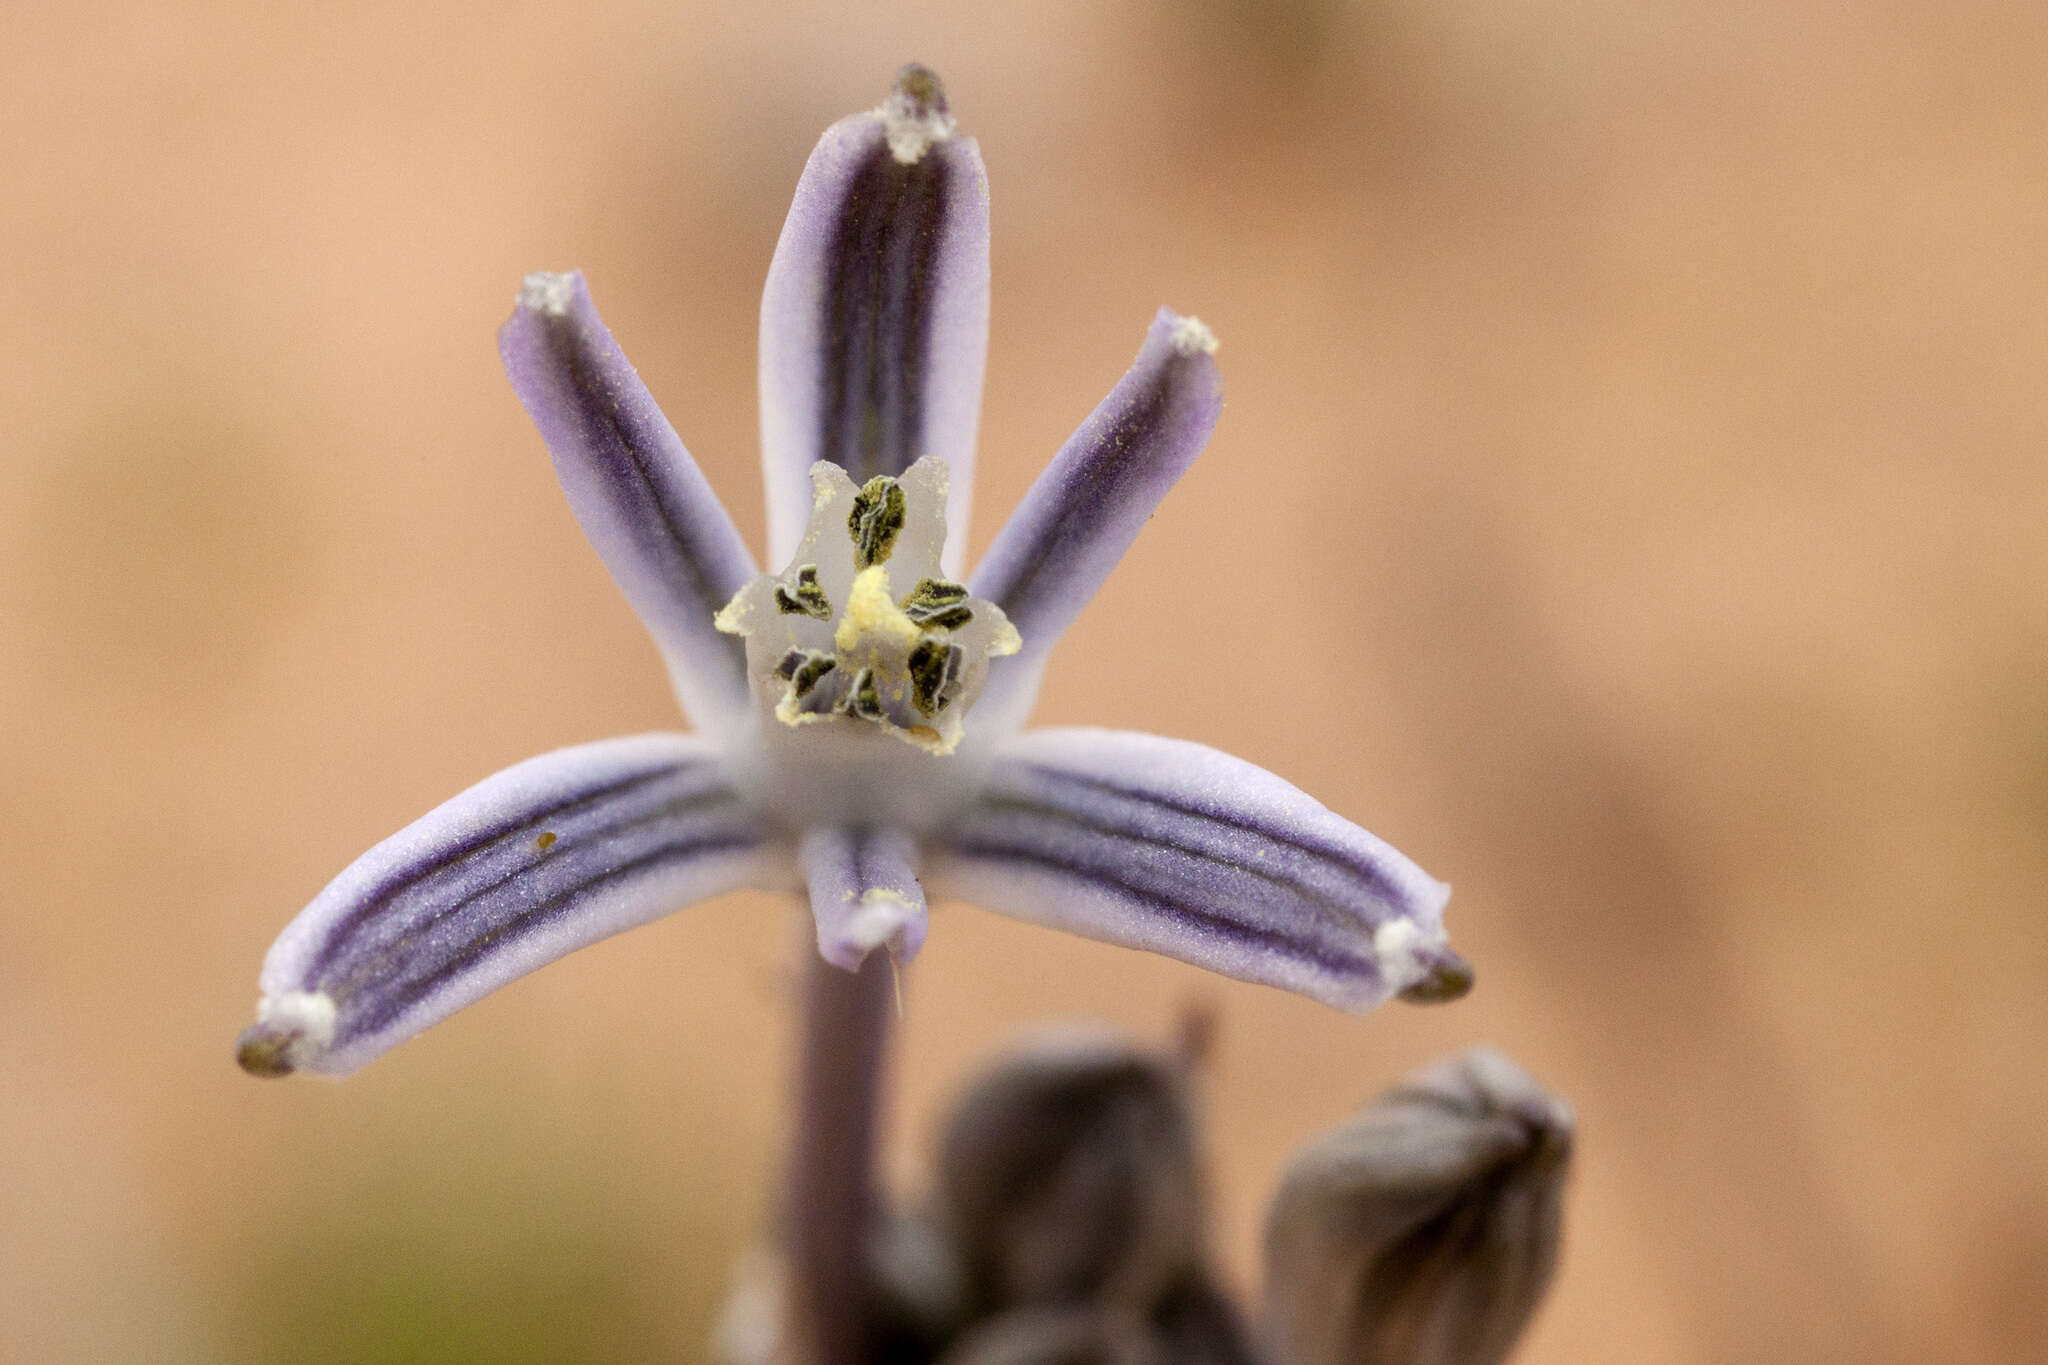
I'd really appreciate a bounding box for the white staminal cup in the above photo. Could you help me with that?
[716,457,1019,760]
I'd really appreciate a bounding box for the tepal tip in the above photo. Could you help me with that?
[882,64,956,164]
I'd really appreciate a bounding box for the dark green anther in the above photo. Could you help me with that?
[901,577,974,630]
[907,637,961,715]
[839,666,883,719]
[790,651,838,699]
[849,476,907,568]
[777,648,838,699]
[774,564,832,619]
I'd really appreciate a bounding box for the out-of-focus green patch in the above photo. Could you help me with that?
[241,1235,634,1365]
[221,1080,756,1365]
[227,1176,743,1365]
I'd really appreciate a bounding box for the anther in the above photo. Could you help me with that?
[719,457,1021,753]
[849,476,907,568]
[907,637,963,715]
[902,577,975,631]
[839,666,884,719]
[774,564,832,619]
[776,647,840,701]
[788,651,838,699]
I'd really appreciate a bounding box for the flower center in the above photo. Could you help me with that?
[715,457,1019,755]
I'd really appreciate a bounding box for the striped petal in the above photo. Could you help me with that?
[968,310,1223,729]
[760,65,991,577]
[924,728,1463,1012]
[500,271,758,729]
[800,825,929,970]
[237,735,784,1077]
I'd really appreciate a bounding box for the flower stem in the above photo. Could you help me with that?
[787,948,894,1365]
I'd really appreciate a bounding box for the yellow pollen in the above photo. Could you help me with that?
[834,566,922,656]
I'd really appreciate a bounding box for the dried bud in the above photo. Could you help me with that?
[936,1030,1204,1312]
[937,1307,1165,1365]
[1262,1047,1571,1365]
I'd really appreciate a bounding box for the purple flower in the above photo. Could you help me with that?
[236,66,1467,1079]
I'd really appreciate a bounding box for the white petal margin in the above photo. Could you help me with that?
[800,825,929,971]
[924,728,1461,1012]
[238,735,789,1077]
[758,67,991,577]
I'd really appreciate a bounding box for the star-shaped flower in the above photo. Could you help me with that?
[236,66,1468,1079]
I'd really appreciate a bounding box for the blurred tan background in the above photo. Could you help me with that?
[4,1,2045,1360]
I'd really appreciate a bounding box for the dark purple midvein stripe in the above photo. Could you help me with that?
[308,763,695,979]
[964,792,1378,921]
[1000,763,1411,906]
[819,137,949,484]
[549,321,754,618]
[940,837,1379,982]
[317,789,741,997]
[802,826,909,900]
[850,825,914,885]
[974,370,1174,632]
[342,830,765,1041]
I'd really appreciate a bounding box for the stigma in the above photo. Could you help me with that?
[716,458,1019,755]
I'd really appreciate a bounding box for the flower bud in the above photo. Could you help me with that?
[935,1030,1204,1312]
[1262,1047,1571,1365]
